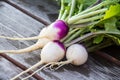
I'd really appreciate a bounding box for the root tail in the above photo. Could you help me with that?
[11,61,43,80]
[0,36,41,40]
[22,63,52,80]
[0,38,50,54]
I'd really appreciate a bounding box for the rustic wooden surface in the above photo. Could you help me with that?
[0,0,120,80]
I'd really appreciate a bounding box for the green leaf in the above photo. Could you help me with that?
[103,4,120,20]
[104,17,119,32]
[81,0,97,9]
[93,35,104,44]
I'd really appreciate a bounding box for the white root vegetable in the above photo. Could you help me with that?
[66,44,88,65]
[49,44,88,70]
[0,20,69,54]
[11,41,66,80]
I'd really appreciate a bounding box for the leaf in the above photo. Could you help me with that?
[103,4,120,20]
[93,35,104,44]
[82,0,97,9]
[104,17,119,32]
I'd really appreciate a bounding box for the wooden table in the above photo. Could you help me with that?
[0,0,120,80]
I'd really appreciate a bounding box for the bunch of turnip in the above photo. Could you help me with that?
[20,44,88,80]
[0,0,120,80]
[9,18,88,79]
[9,15,88,79]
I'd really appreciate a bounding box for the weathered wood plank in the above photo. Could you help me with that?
[0,2,43,37]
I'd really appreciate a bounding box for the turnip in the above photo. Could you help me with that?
[11,40,66,80]
[65,44,88,66]
[39,20,69,40]
[0,20,69,54]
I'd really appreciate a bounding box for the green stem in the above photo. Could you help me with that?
[75,15,104,24]
[62,28,79,42]
[58,0,64,19]
[61,10,68,20]
[65,31,107,47]
[71,21,99,28]
[69,1,105,21]
[68,0,118,21]
[65,30,120,47]
[61,3,71,20]
[65,32,96,47]
[68,8,107,24]
[65,29,82,43]
[68,0,76,18]
[87,41,113,52]
[78,4,83,13]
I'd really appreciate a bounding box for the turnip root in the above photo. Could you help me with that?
[49,44,88,70]
[11,40,66,80]
[0,20,68,54]
[0,27,46,41]
[0,38,50,54]
[0,35,42,40]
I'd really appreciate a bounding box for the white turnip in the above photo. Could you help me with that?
[11,40,66,80]
[66,44,88,65]
[0,20,69,54]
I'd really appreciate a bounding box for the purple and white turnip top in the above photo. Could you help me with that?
[40,20,69,40]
